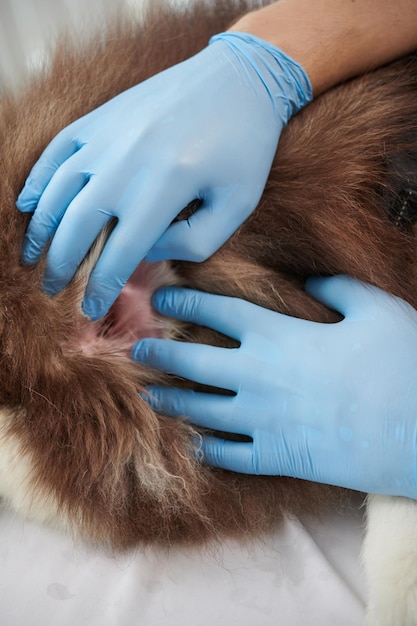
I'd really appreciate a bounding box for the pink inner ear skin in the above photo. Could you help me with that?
[74,260,178,358]
[108,261,167,340]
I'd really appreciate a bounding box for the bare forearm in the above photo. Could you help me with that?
[229,0,417,95]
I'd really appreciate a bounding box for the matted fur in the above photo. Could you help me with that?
[1,0,417,582]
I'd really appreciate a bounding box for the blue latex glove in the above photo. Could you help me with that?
[16,32,312,320]
[132,276,417,499]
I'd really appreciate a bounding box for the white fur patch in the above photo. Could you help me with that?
[0,407,67,530]
[363,494,417,625]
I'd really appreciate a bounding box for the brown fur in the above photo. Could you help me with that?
[0,0,416,550]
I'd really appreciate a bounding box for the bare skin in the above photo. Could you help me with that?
[229,0,417,95]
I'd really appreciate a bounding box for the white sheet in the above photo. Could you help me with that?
[0,497,366,625]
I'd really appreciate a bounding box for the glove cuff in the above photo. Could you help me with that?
[209,31,313,123]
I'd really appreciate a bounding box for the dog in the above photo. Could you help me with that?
[1,0,417,623]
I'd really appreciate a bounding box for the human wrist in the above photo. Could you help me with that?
[227,1,344,95]
[228,0,417,96]
[209,31,312,120]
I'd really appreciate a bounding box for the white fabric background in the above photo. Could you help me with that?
[0,0,367,623]
[0,0,126,87]
[0,499,366,625]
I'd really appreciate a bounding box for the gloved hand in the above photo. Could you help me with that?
[132,275,417,499]
[16,32,312,320]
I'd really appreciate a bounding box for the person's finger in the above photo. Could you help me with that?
[151,286,258,341]
[132,339,237,391]
[21,152,90,264]
[143,385,248,435]
[81,177,196,320]
[199,435,256,473]
[16,132,80,213]
[146,185,257,263]
[42,182,116,294]
[305,274,383,319]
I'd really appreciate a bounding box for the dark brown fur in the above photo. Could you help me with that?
[0,0,416,549]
